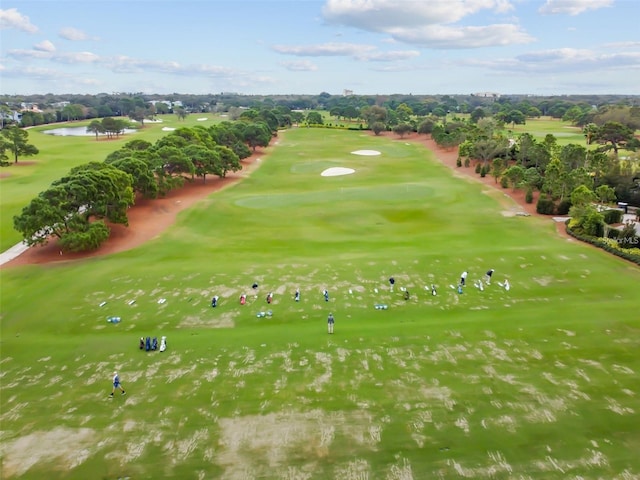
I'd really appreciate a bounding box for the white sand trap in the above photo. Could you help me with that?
[161,127,176,131]
[321,167,355,177]
[351,150,381,156]
[197,117,208,121]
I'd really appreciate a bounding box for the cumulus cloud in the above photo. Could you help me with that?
[539,0,613,16]
[280,60,319,71]
[34,40,56,53]
[388,23,533,49]
[0,8,38,33]
[323,0,514,29]
[321,0,530,48]
[59,27,91,41]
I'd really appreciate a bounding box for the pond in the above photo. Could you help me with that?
[43,127,138,137]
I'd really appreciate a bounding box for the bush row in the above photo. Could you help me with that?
[565,221,640,265]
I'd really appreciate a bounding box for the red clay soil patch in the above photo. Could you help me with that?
[3,145,270,268]
[0,172,11,179]
[11,161,38,167]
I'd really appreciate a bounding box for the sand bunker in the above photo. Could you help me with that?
[321,167,355,177]
[161,127,176,131]
[351,150,381,156]
[197,118,208,121]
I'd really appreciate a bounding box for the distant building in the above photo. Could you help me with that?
[51,101,70,109]
[472,92,501,99]
[20,102,43,113]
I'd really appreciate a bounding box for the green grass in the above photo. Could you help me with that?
[1,128,639,479]
[507,117,587,145]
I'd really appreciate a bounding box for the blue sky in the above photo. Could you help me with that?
[1,0,639,96]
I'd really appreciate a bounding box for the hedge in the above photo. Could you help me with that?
[565,221,640,265]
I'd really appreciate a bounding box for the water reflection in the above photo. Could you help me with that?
[43,127,137,137]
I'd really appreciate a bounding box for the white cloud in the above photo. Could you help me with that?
[280,60,319,71]
[55,51,100,64]
[358,50,420,61]
[388,23,534,48]
[323,0,514,30]
[7,49,52,60]
[464,48,640,74]
[272,42,418,62]
[59,27,91,41]
[539,0,614,16]
[603,41,640,49]
[272,42,376,57]
[34,40,56,53]
[321,0,529,48]
[0,8,38,33]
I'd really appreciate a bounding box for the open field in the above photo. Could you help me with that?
[0,114,224,251]
[1,128,639,479]
[507,117,586,145]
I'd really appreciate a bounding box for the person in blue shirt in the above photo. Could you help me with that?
[110,371,126,397]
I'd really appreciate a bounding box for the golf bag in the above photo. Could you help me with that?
[145,336,151,351]
[160,336,167,352]
[152,337,158,351]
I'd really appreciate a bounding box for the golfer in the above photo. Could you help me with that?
[327,313,335,334]
[294,288,300,302]
[404,290,410,300]
[389,277,395,291]
[485,269,495,284]
[460,271,468,286]
[323,289,329,302]
[431,284,437,296]
[110,371,126,397]
[211,295,219,308]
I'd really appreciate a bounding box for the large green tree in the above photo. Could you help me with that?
[241,122,271,151]
[184,145,220,183]
[1,126,39,163]
[593,122,636,156]
[13,163,134,251]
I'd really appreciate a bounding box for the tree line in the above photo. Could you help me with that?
[12,117,277,252]
[2,92,638,129]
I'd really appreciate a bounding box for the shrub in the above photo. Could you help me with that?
[566,222,640,265]
[480,166,487,177]
[525,187,533,204]
[556,199,572,215]
[607,227,620,239]
[475,163,481,174]
[464,158,470,168]
[500,176,509,189]
[602,209,623,225]
[536,195,555,215]
[456,157,462,167]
